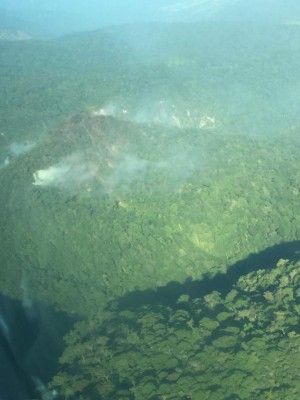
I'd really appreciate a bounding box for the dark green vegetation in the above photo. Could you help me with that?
[50,258,300,399]
[1,21,300,399]
[1,110,300,315]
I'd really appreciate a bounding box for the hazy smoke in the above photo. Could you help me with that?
[32,146,202,195]
[8,141,35,156]
[106,154,148,189]
[32,153,98,188]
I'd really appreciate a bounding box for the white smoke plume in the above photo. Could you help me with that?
[32,153,98,188]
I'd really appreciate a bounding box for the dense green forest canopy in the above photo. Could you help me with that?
[1,19,300,400]
[50,258,300,399]
[1,21,300,314]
